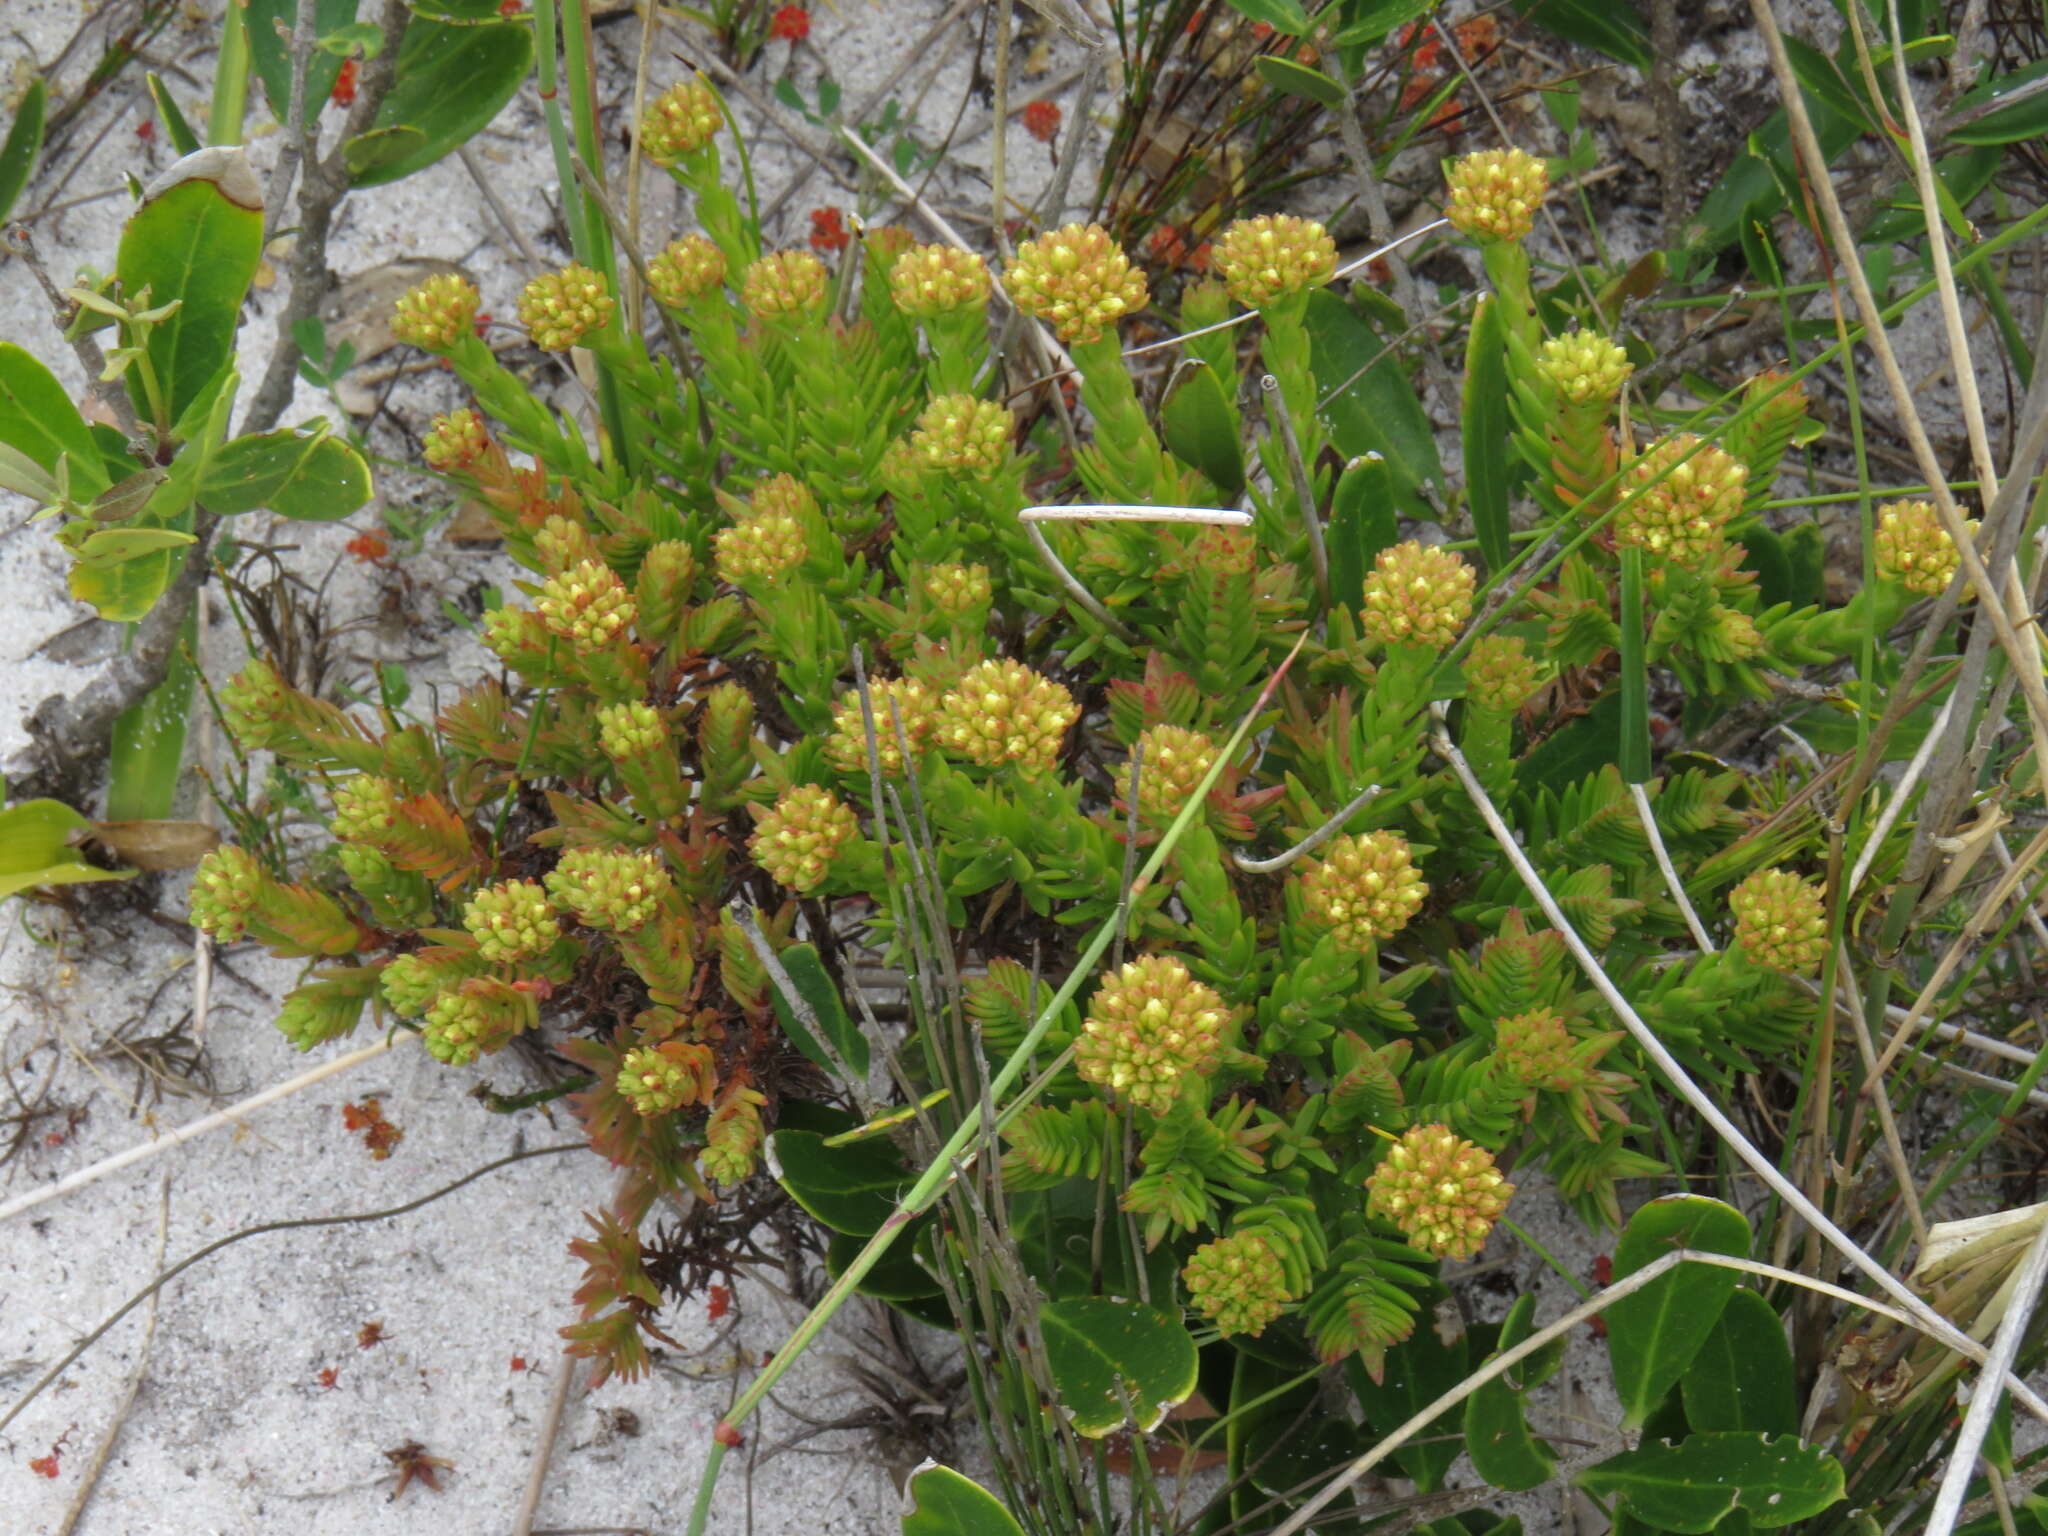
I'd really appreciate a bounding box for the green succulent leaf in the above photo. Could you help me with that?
[1575,1432,1845,1531]
[900,1464,1025,1536]
[1605,1194,1752,1428]
[1039,1297,1200,1437]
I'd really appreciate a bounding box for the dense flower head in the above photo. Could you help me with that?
[330,774,402,845]
[219,659,292,749]
[1360,540,1475,651]
[1183,1231,1289,1337]
[391,272,481,352]
[936,659,1079,772]
[1618,433,1746,563]
[748,784,858,893]
[863,224,916,273]
[422,981,530,1066]
[888,243,991,316]
[1366,1124,1514,1259]
[1729,867,1827,974]
[714,506,809,586]
[545,846,671,931]
[638,76,722,163]
[823,676,940,776]
[1463,634,1543,713]
[422,407,491,472]
[699,1086,768,1184]
[1075,954,1228,1114]
[1494,1008,1580,1091]
[910,395,1013,476]
[1297,831,1427,949]
[596,700,666,762]
[536,558,637,651]
[646,235,728,308]
[187,845,262,941]
[1536,328,1633,406]
[519,263,614,351]
[1021,98,1062,144]
[741,249,828,319]
[1003,223,1148,345]
[381,950,481,1017]
[462,880,561,964]
[749,472,818,521]
[922,562,993,617]
[617,1043,715,1116]
[770,3,809,41]
[1443,146,1549,243]
[1874,499,1965,597]
[1748,366,1810,428]
[533,513,600,577]
[1213,213,1337,309]
[1119,724,1219,823]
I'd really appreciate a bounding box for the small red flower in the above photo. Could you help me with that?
[498,0,525,12]
[345,531,390,563]
[707,1284,733,1321]
[471,309,493,340]
[769,4,809,42]
[1454,16,1500,61]
[807,206,849,254]
[1592,1254,1614,1286]
[1429,96,1465,136]
[510,1355,529,1372]
[316,1367,340,1390]
[1250,21,1273,41]
[1021,99,1061,145]
[135,118,156,143]
[331,57,359,108]
[358,1321,387,1349]
[29,1454,60,1479]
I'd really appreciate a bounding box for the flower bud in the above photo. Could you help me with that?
[1874,499,1965,597]
[545,846,672,931]
[888,243,991,316]
[423,407,492,472]
[910,394,1014,476]
[392,272,481,352]
[1183,1231,1290,1337]
[749,783,858,893]
[1462,635,1542,713]
[519,263,615,351]
[1618,433,1746,563]
[700,1085,769,1183]
[382,948,487,1017]
[1536,328,1632,407]
[713,506,809,586]
[1729,867,1827,974]
[638,76,722,164]
[331,774,403,846]
[187,845,263,941]
[1119,724,1218,823]
[1443,147,1549,244]
[823,676,939,776]
[462,879,561,964]
[423,978,533,1065]
[1075,953,1228,1114]
[1296,830,1427,949]
[1003,223,1148,345]
[533,513,602,578]
[1213,213,1337,309]
[937,658,1079,773]
[1360,540,1475,651]
[617,1041,717,1116]
[741,250,829,319]
[535,558,637,652]
[1494,1007,1580,1091]
[647,234,728,309]
[1365,1124,1514,1259]
[922,562,993,618]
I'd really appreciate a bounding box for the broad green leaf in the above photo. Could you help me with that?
[773,1127,906,1235]
[1348,1298,1468,1492]
[1575,1432,1845,1531]
[1255,55,1345,109]
[107,612,197,822]
[115,149,264,424]
[0,800,133,900]
[342,125,430,179]
[0,76,47,224]
[1462,293,1510,576]
[0,342,110,498]
[247,0,360,123]
[1605,1194,1752,1427]
[766,941,870,1080]
[70,546,182,622]
[900,1465,1025,1536]
[146,72,203,156]
[1462,1293,1558,1492]
[72,526,197,563]
[1307,288,1444,498]
[1781,35,1873,133]
[1039,1297,1200,1436]
[1330,0,1436,46]
[1681,1288,1796,1435]
[1947,57,2048,146]
[1510,0,1649,70]
[1221,0,1312,35]
[1327,453,1398,611]
[824,1225,941,1303]
[1159,361,1245,498]
[353,14,534,186]
[199,426,372,519]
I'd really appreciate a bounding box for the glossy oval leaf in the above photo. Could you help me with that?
[900,1464,1025,1536]
[1306,288,1444,496]
[1462,293,1511,576]
[1327,452,1397,610]
[1221,0,1311,35]
[247,0,359,123]
[1680,1287,1796,1435]
[773,1127,905,1235]
[199,426,372,519]
[766,941,870,1081]
[1347,1299,1468,1493]
[1159,360,1244,498]
[355,15,533,186]
[1605,1194,1752,1428]
[0,800,133,900]
[1255,55,1344,108]
[0,76,47,224]
[0,342,109,498]
[116,149,264,423]
[107,612,198,823]
[1462,1293,1558,1492]
[1575,1432,1845,1532]
[1040,1297,1200,1437]
[70,544,182,622]
[72,526,197,563]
